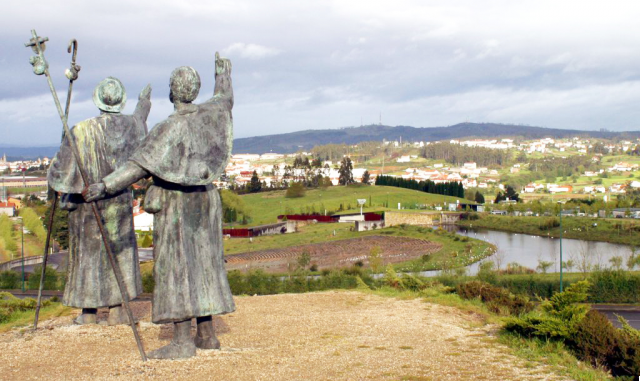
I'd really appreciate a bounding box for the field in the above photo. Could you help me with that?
[238,184,466,226]
[223,224,494,273]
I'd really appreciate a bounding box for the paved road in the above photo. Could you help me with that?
[592,305,640,329]
[6,248,154,274]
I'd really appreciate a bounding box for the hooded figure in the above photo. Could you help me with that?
[48,78,151,325]
[84,53,235,359]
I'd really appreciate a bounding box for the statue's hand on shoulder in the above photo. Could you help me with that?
[139,84,152,101]
[215,52,232,76]
[82,183,106,202]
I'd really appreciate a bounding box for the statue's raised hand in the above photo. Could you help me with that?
[215,52,232,76]
[139,84,152,101]
[82,183,106,202]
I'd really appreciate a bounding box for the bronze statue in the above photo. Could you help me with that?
[84,53,235,359]
[48,77,150,325]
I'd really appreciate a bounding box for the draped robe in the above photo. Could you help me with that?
[101,72,235,323]
[47,99,149,308]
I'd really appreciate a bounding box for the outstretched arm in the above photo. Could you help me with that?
[134,84,152,131]
[83,161,149,202]
[208,52,233,109]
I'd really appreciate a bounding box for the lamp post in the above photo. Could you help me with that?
[558,203,563,292]
[14,216,25,292]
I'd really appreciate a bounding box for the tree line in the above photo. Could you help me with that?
[420,142,510,166]
[375,175,464,198]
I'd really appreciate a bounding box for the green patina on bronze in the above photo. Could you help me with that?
[48,81,151,309]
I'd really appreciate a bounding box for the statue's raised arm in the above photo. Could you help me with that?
[210,52,233,109]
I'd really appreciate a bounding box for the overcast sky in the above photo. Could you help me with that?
[1,0,640,146]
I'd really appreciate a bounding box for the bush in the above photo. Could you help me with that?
[400,274,425,291]
[456,281,533,316]
[588,270,640,304]
[285,182,306,198]
[571,310,623,374]
[571,311,640,377]
[0,291,50,323]
[504,280,590,340]
[27,266,58,291]
[0,271,19,289]
[142,272,155,293]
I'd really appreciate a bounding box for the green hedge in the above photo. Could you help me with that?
[437,270,640,304]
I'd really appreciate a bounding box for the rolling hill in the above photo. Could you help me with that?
[6,122,640,158]
[233,122,640,154]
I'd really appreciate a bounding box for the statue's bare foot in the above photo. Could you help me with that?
[194,333,220,349]
[148,342,196,360]
[107,305,131,326]
[73,308,97,325]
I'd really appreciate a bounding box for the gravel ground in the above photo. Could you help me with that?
[0,291,569,380]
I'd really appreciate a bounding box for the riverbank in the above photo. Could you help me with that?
[457,214,640,247]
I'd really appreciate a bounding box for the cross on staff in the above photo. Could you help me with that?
[25,29,147,362]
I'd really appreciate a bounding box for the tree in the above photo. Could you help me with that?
[44,202,69,250]
[220,189,250,223]
[297,251,311,270]
[368,246,382,273]
[339,157,354,185]
[537,260,553,274]
[361,170,371,184]
[285,182,306,198]
[505,185,520,202]
[474,191,485,204]
[495,192,506,204]
[248,170,262,193]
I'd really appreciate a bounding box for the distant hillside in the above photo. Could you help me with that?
[6,123,640,158]
[233,123,640,154]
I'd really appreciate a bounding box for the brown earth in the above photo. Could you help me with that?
[0,291,569,381]
[225,236,442,273]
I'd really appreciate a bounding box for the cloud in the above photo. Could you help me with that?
[2,0,640,145]
[222,43,280,60]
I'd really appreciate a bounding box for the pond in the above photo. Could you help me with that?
[447,226,635,275]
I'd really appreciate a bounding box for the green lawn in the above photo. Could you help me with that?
[238,185,467,226]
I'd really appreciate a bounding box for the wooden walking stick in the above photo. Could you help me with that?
[25,29,147,362]
[34,39,80,331]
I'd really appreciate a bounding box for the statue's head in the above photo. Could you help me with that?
[169,66,201,104]
[93,77,126,113]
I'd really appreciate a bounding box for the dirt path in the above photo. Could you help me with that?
[0,291,568,380]
[225,236,442,273]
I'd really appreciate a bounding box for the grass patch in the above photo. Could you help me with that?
[0,303,72,333]
[237,185,467,226]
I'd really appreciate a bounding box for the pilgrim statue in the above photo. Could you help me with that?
[84,53,235,359]
[48,77,150,325]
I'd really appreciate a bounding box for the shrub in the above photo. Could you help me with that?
[141,272,155,293]
[0,271,19,289]
[0,291,51,323]
[400,274,425,291]
[27,266,58,291]
[504,280,590,340]
[285,182,306,198]
[456,281,533,316]
[382,265,400,288]
[571,311,640,377]
[588,270,640,304]
[571,310,622,374]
